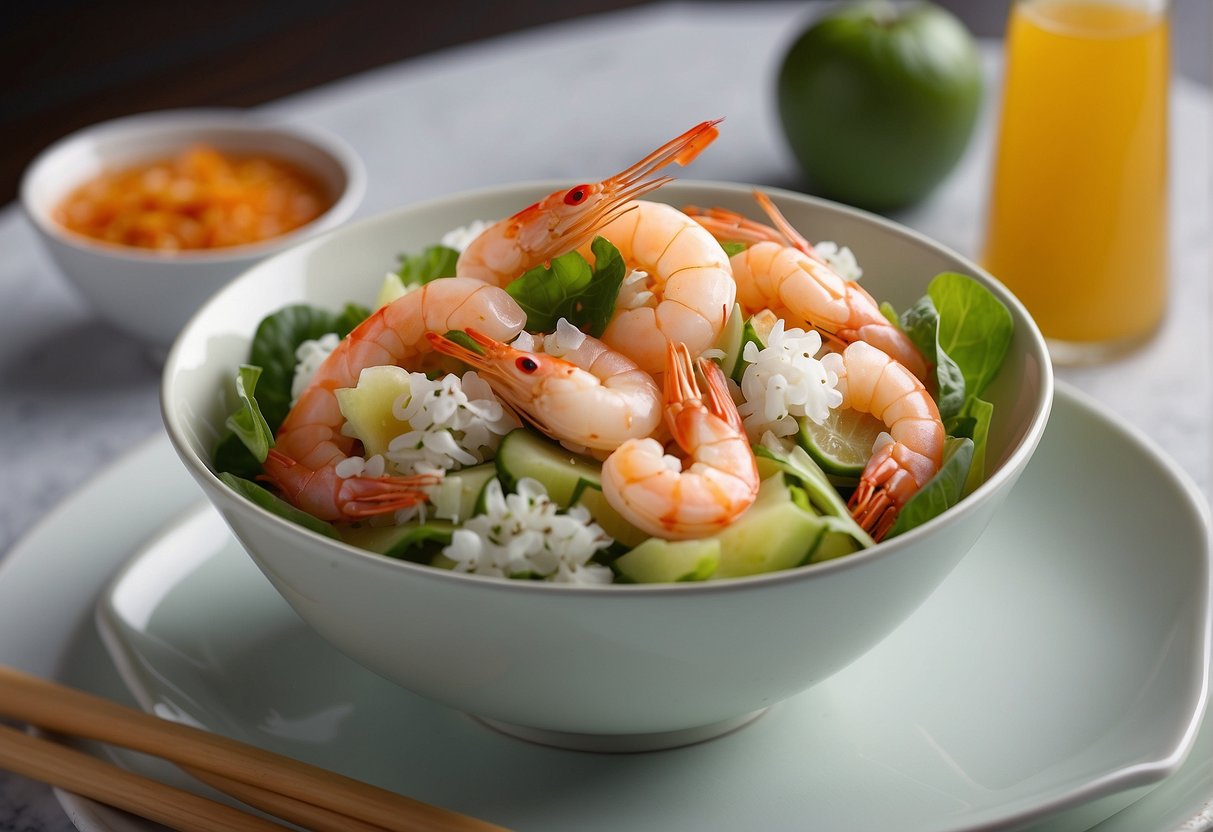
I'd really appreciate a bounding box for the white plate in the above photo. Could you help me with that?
[37,384,1198,832]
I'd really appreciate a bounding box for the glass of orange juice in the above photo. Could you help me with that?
[981,0,1169,363]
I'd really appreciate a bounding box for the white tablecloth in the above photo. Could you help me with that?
[0,3,1208,828]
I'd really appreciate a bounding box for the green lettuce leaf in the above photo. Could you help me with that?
[398,245,460,285]
[929,272,1013,400]
[213,302,370,478]
[224,365,274,463]
[951,396,993,497]
[505,236,626,337]
[218,473,340,539]
[900,294,966,424]
[247,303,370,432]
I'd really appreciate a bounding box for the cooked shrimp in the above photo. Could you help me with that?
[829,340,945,540]
[601,343,759,540]
[583,200,736,375]
[686,192,930,381]
[262,277,527,521]
[425,326,662,452]
[457,119,721,287]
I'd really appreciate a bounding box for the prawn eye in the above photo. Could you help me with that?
[563,184,591,206]
[516,356,540,374]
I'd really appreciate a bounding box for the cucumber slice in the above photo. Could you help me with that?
[572,482,650,549]
[796,407,885,480]
[712,473,827,578]
[730,309,780,384]
[339,521,456,562]
[809,516,867,564]
[613,537,720,583]
[495,428,602,507]
[713,303,745,378]
[429,462,497,523]
[752,445,875,551]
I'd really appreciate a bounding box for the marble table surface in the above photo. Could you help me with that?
[0,3,1209,829]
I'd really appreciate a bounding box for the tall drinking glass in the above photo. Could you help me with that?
[981,0,1169,363]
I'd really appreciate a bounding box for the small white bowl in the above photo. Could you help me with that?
[162,181,1053,752]
[20,109,365,351]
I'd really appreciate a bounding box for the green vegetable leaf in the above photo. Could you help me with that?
[225,365,274,463]
[952,396,993,497]
[398,245,460,285]
[885,437,974,539]
[929,272,1013,400]
[721,241,748,257]
[247,303,371,432]
[900,294,966,423]
[213,302,371,479]
[219,473,340,539]
[505,236,626,337]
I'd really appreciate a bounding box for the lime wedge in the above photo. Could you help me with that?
[797,408,886,479]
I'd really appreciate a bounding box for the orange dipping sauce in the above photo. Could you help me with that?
[53,145,332,252]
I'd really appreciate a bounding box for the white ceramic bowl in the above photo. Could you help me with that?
[161,181,1053,751]
[21,109,365,351]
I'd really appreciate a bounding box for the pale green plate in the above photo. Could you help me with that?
[0,386,1207,831]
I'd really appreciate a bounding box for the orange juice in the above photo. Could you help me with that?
[982,0,1168,358]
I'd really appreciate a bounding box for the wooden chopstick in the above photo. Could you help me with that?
[186,766,388,832]
[0,666,508,832]
[0,723,288,832]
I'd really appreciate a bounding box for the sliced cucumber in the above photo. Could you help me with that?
[796,407,885,480]
[755,444,850,521]
[730,309,780,384]
[613,537,720,583]
[713,303,745,378]
[339,521,456,563]
[571,481,650,549]
[748,308,780,343]
[495,428,602,507]
[428,462,497,523]
[712,473,826,579]
[809,516,867,564]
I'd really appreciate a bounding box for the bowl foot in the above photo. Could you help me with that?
[474,708,768,753]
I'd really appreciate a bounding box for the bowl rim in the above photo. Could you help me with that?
[19,107,367,264]
[162,178,1055,596]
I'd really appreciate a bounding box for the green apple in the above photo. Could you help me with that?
[776,0,983,211]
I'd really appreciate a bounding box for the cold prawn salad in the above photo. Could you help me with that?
[213,122,1013,585]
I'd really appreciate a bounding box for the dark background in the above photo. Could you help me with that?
[3,0,1208,207]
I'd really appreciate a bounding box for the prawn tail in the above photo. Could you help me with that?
[849,479,899,542]
[697,354,743,434]
[261,449,439,522]
[848,442,933,541]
